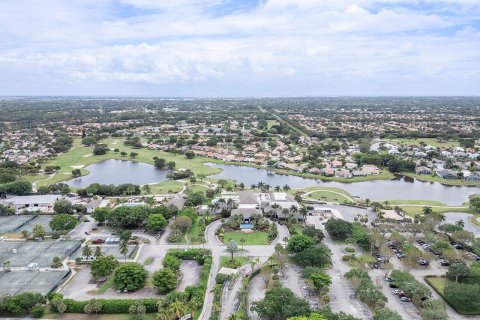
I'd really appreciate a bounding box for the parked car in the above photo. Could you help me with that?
[389,283,399,288]
[400,297,412,302]
[453,243,463,250]
[384,277,393,282]
[439,259,451,266]
[396,253,405,259]
[393,289,404,295]
[418,258,429,266]
[92,239,105,244]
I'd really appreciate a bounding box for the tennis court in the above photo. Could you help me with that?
[0,270,70,295]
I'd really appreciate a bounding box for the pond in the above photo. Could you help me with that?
[206,163,480,205]
[66,159,169,188]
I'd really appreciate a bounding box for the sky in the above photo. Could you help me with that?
[0,0,479,97]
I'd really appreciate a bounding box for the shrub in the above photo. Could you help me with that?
[215,273,230,284]
[30,305,44,318]
[153,268,178,293]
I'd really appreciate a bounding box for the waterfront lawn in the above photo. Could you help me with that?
[309,190,351,203]
[399,205,475,217]
[149,180,184,194]
[385,199,445,206]
[223,231,269,245]
[187,184,210,193]
[402,172,480,186]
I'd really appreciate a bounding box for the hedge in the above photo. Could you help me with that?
[63,298,159,314]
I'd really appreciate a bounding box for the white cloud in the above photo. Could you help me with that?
[0,0,479,95]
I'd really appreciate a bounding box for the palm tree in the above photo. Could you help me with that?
[300,207,308,221]
[290,205,298,214]
[422,206,433,216]
[119,240,128,262]
[168,299,187,319]
[250,184,257,190]
[94,246,103,258]
[82,244,93,260]
[283,184,290,191]
[274,186,281,192]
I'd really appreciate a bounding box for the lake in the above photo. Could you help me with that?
[66,159,169,188]
[206,163,480,205]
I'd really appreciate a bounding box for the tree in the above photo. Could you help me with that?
[49,214,77,231]
[130,152,138,158]
[82,136,97,146]
[227,239,239,261]
[113,262,148,291]
[142,184,151,194]
[72,168,81,177]
[32,224,46,238]
[129,301,147,318]
[310,272,331,293]
[146,214,167,232]
[53,199,74,214]
[372,308,402,320]
[302,226,324,243]
[173,215,192,233]
[294,245,332,268]
[469,196,480,211]
[51,256,62,268]
[93,144,109,155]
[446,262,471,282]
[163,254,181,272]
[252,287,311,320]
[119,240,129,262]
[185,150,195,159]
[325,219,352,240]
[82,244,93,259]
[84,299,102,315]
[91,255,118,278]
[92,207,111,224]
[154,158,167,169]
[153,268,178,293]
[168,299,188,319]
[287,234,315,253]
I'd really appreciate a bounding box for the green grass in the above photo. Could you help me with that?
[385,199,445,206]
[402,172,480,186]
[309,190,351,203]
[223,231,269,245]
[187,184,210,193]
[266,120,279,129]
[220,256,251,268]
[399,205,475,217]
[186,218,205,244]
[149,180,184,194]
[95,276,115,294]
[143,257,155,265]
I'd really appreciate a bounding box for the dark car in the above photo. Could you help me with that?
[439,259,451,266]
[389,283,399,288]
[92,238,105,244]
[453,243,463,250]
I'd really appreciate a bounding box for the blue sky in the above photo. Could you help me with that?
[0,0,479,96]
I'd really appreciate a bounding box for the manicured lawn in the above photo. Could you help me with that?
[149,180,184,194]
[399,205,475,217]
[267,120,279,129]
[386,199,445,206]
[426,276,446,293]
[186,218,205,244]
[402,172,480,186]
[223,231,269,245]
[309,190,351,203]
[220,256,251,268]
[187,184,210,193]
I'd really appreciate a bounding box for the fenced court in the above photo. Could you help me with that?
[0,270,70,295]
[18,215,54,233]
[0,215,34,233]
[0,240,82,267]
